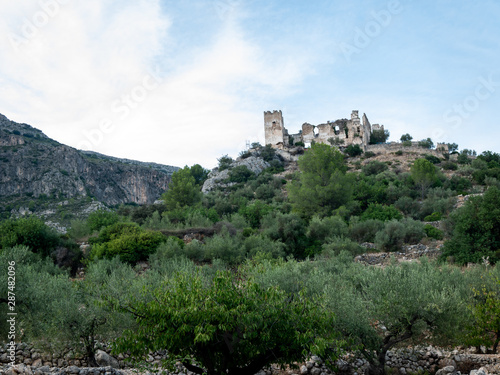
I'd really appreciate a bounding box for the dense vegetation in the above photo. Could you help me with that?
[2,142,500,374]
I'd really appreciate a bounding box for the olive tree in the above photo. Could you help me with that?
[339,260,470,375]
[10,254,136,366]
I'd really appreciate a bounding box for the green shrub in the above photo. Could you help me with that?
[345,144,363,157]
[241,235,285,259]
[348,218,385,243]
[394,196,421,218]
[361,204,403,222]
[67,219,91,239]
[150,237,189,262]
[395,149,404,155]
[424,212,442,222]
[89,222,141,245]
[444,175,472,194]
[362,160,389,176]
[254,184,277,201]
[204,233,243,265]
[89,222,165,264]
[259,144,277,162]
[419,194,456,220]
[424,224,444,240]
[425,154,442,164]
[364,151,376,158]
[0,216,60,257]
[238,200,273,229]
[442,161,458,170]
[375,219,425,251]
[87,209,119,232]
[262,212,309,258]
[229,165,255,183]
[307,215,348,243]
[103,230,166,264]
[239,150,252,159]
[217,155,233,171]
[321,237,365,257]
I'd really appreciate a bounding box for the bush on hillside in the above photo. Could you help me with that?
[348,218,385,243]
[374,219,425,252]
[0,216,59,257]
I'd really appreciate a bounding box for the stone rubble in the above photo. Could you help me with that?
[355,243,443,266]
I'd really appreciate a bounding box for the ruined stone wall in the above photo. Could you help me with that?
[366,142,448,157]
[265,110,376,151]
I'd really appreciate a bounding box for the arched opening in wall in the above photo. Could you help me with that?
[357,126,361,133]
[334,125,340,135]
[312,127,318,137]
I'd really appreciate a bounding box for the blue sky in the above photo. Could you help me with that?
[0,0,499,168]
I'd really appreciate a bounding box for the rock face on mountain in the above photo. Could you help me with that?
[0,114,178,206]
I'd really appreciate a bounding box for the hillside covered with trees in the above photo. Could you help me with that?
[2,137,500,375]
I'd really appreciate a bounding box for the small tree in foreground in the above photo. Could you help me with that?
[466,274,500,353]
[112,270,342,375]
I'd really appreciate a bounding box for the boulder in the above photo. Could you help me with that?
[94,351,119,369]
[436,365,457,375]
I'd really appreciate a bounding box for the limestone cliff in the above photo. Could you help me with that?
[0,114,178,207]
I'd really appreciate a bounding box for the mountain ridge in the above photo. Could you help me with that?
[0,113,179,211]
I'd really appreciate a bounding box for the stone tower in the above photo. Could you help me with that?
[264,110,288,147]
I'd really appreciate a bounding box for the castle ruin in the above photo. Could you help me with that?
[264,110,384,151]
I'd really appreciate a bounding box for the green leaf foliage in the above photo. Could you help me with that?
[89,222,165,264]
[0,216,59,257]
[112,270,341,375]
[87,209,119,232]
[361,204,403,222]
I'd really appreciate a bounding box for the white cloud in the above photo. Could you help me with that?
[0,1,312,169]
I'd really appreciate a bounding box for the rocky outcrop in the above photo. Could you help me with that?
[0,114,178,206]
[202,156,270,193]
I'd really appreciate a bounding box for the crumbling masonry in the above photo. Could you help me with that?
[264,110,449,154]
[264,110,384,151]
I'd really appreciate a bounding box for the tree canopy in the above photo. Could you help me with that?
[288,143,354,218]
[441,186,500,265]
[162,166,202,210]
[113,270,341,375]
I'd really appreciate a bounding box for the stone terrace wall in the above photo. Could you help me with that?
[3,343,500,375]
